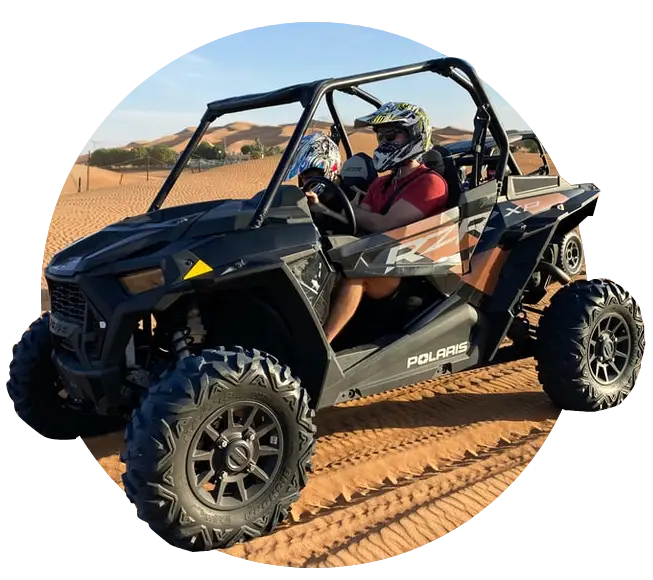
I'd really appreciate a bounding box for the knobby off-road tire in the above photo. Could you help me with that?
[6,314,126,439]
[555,229,584,277]
[536,279,645,411]
[121,346,317,552]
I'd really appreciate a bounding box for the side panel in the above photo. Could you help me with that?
[326,179,498,283]
[317,298,481,408]
[328,206,462,277]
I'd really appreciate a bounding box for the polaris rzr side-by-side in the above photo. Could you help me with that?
[6,57,645,552]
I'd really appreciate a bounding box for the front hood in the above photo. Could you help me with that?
[47,197,254,276]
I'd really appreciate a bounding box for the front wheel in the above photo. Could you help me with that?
[535,279,645,411]
[6,313,125,439]
[121,346,317,551]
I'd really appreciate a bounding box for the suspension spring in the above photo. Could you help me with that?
[172,328,192,359]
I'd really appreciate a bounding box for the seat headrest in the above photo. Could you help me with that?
[422,148,446,175]
[339,152,378,199]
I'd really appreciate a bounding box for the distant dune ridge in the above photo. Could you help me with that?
[66,120,556,204]
[76,122,474,164]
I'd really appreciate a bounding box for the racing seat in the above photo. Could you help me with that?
[423,146,465,208]
[338,152,378,200]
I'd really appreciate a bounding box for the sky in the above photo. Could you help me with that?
[81,22,531,153]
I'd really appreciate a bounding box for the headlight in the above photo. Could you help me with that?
[119,268,164,294]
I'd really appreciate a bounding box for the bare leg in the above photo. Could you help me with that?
[324,277,401,343]
[323,278,364,343]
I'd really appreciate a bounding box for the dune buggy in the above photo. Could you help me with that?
[6,57,645,552]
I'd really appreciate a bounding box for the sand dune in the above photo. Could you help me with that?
[437,125,474,136]
[79,122,475,166]
[38,141,577,565]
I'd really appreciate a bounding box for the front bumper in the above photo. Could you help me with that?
[46,275,128,416]
[52,351,125,416]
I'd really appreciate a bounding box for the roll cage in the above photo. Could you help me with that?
[147,57,522,223]
[443,130,549,176]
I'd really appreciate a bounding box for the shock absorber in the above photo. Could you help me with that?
[171,303,206,360]
[172,327,192,359]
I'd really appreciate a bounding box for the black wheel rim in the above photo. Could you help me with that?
[565,238,582,272]
[588,313,632,385]
[186,401,284,510]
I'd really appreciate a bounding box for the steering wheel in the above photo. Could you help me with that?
[302,176,357,236]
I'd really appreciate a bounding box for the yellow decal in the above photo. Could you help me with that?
[183,259,213,280]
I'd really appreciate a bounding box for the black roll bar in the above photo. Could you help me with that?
[145,57,520,220]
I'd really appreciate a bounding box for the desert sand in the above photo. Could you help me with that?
[43,139,569,566]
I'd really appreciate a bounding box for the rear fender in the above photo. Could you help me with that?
[553,193,597,239]
[481,224,557,361]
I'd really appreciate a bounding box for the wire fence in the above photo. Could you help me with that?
[68,151,254,193]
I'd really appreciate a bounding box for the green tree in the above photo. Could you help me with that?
[148,144,178,165]
[130,148,149,168]
[89,147,133,167]
[195,141,225,160]
[240,138,282,159]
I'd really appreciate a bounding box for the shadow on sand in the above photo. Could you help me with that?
[84,389,559,461]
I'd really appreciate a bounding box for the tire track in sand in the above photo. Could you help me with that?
[221,428,548,566]
[310,357,550,475]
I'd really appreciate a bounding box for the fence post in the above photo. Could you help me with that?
[86,149,91,191]
[78,177,81,192]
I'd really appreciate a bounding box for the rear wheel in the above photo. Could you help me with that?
[535,279,645,411]
[555,229,584,277]
[121,346,316,551]
[6,314,126,439]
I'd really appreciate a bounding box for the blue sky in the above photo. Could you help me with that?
[82,22,530,152]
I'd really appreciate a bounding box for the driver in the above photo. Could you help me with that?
[285,131,341,194]
[321,101,449,343]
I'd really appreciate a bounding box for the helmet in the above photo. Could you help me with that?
[286,131,341,182]
[354,102,432,172]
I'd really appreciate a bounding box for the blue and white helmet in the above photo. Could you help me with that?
[286,132,341,182]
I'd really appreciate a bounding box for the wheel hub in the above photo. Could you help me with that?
[588,313,631,385]
[223,439,253,473]
[186,401,283,510]
[567,245,579,262]
[598,333,616,361]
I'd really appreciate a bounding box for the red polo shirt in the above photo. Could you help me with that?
[364,164,448,215]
